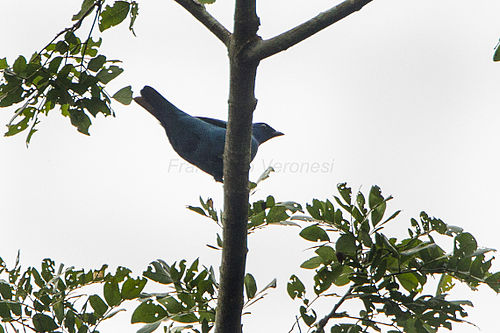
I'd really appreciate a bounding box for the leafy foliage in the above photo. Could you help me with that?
[287,183,500,333]
[0,0,138,143]
[133,259,218,333]
[188,191,302,250]
[0,253,145,333]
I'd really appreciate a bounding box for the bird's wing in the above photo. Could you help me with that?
[196,117,227,129]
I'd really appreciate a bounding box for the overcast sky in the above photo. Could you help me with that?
[2,0,500,332]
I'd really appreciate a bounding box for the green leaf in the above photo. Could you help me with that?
[300,306,316,326]
[158,296,183,314]
[87,55,107,72]
[334,265,354,286]
[369,185,386,226]
[104,280,121,306]
[129,1,139,36]
[315,245,336,264]
[300,256,322,269]
[33,313,58,332]
[287,275,305,299]
[335,233,357,257]
[198,0,216,3]
[137,322,161,333]
[99,1,131,32]
[396,272,419,292]
[73,0,96,21]
[89,295,108,317]
[0,58,8,69]
[144,261,173,284]
[494,41,500,62]
[0,283,12,299]
[68,108,91,135]
[486,271,500,292]
[299,225,329,242]
[437,274,455,295]
[112,85,133,105]
[337,183,352,205]
[121,277,147,299]
[97,65,123,84]
[172,313,198,323]
[131,300,168,323]
[454,232,477,257]
[244,273,257,299]
[55,41,69,54]
[13,55,27,75]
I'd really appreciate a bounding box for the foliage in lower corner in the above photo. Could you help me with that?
[287,183,500,333]
[0,254,146,333]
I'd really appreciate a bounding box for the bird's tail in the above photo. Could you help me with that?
[134,86,181,122]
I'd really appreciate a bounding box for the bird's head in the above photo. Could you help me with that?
[252,123,284,144]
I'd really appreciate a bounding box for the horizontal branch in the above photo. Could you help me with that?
[245,0,374,62]
[173,0,231,47]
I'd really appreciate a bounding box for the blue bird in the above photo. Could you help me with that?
[134,86,283,182]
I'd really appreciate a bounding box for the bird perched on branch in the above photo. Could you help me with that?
[134,86,283,182]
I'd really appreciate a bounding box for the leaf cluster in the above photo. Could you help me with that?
[133,259,218,333]
[287,183,500,333]
[0,0,137,143]
[0,253,145,333]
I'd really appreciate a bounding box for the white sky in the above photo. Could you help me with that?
[2,0,500,332]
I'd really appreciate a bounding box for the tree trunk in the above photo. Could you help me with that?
[215,1,260,332]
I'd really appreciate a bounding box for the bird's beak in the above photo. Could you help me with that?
[273,131,284,138]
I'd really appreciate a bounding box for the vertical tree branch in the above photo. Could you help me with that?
[215,1,260,332]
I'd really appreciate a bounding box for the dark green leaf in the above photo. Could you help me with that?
[68,108,91,135]
[336,233,357,257]
[87,55,107,72]
[129,2,139,36]
[55,41,69,54]
[244,273,257,299]
[337,183,352,204]
[33,313,58,332]
[158,296,183,314]
[121,277,147,299]
[0,283,12,299]
[104,280,121,306]
[369,185,386,226]
[97,65,123,84]
[486,271,500,292]
[454,232,477,257]
[13,55,27,75]
[299,225,329,242]
[73,0,96,21]
[99,1,131,32]
[287,275,305,299]
[315,245,336,264]
[300,306,316,326]
[131,301,168,323]
[89,295,108,317]
[172,313,198,323]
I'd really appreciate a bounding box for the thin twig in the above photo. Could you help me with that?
[245,0,374,62]
[316,285,354,331]
[173,0,231,47]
